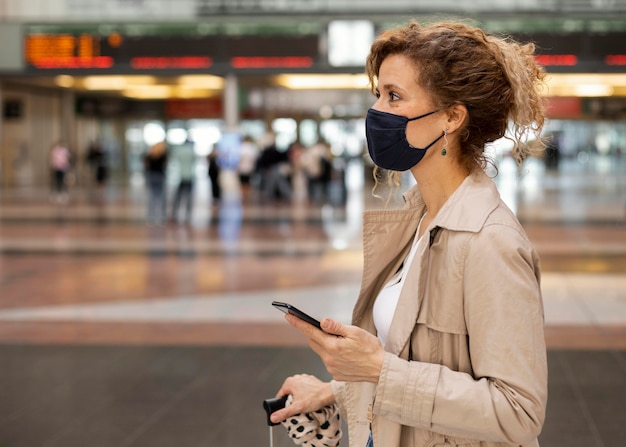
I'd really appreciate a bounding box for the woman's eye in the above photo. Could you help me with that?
[373,89,398,101]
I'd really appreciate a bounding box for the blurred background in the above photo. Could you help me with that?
[0,1,624,446]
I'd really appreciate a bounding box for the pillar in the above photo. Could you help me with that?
[0,82,7,188]
[223,73,239,131]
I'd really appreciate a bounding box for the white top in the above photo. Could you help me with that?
[373,214,428,347]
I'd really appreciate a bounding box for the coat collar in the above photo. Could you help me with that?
[402,169,502,234]
[382,169,503,357]
[355,169,502,340]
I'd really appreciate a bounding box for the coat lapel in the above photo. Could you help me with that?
[384,227,430,358]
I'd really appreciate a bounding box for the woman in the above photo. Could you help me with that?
[271,21,548,447]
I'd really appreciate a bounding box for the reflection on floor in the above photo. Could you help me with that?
[0,155,624,446]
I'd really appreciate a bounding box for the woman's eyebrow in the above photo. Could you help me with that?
[379,83,394,91]
[380,83,405,93]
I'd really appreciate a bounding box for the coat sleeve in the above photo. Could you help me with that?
[373,223,548,444]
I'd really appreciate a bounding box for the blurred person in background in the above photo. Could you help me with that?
[170,138,196,224]
[287,141,307,202]
[272,21,548,447]
[86,139,108,191]
[255,132,291,203]
[543,133,561,172]
[301,139,332,204]
[49,139,72,203]
[237,135,260,201]
[144,141,168,225]
[207,148,222,203]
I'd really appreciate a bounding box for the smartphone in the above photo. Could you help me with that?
[272,301,322,329]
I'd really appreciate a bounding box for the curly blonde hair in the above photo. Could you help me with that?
[366,21,546,178]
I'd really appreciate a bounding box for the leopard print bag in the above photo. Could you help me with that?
[280,395,342,446]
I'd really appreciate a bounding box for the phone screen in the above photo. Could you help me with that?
[272,301,322,329]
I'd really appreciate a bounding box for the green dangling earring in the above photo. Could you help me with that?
[441,128,449,156]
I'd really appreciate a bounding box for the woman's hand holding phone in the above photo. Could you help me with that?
[272,301,384,383]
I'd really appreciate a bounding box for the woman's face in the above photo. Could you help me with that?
[372,53,445,153]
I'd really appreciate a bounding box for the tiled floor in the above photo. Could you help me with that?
[0,345,623,447]
[0,155,624,446]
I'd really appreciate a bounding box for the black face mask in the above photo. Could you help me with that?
[365,108,444,171]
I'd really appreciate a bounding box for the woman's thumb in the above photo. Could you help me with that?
[320,318,346,336]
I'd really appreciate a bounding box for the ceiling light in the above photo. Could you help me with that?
[123,76,157,86]
[178,75,224,89]
[574,84,614,97]
[274,74,369,90]
[83,76,127,90]
[123,85,173,99]
[54,75,74,88]
[82,75,157,90]
[545,73,626,97]
[172,86,219,99]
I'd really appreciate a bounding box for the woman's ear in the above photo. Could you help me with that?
[445,104,468,134]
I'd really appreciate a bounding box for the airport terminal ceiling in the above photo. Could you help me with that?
[2,14,626,119]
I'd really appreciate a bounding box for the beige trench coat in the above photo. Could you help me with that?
[331,170,547,447]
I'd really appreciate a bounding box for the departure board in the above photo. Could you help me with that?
[23,28,626,74]
[23,31,320,74]
[25,33,113,68]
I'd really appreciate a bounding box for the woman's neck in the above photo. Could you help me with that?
[412,159,469,217]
